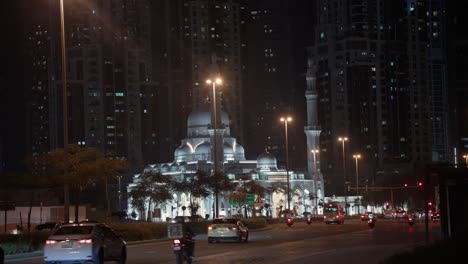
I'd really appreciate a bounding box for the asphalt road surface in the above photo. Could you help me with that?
[6,218,442,264]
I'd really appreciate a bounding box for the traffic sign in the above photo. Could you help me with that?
[246,194,255,205]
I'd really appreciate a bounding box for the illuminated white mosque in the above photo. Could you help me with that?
[127,59,325,221]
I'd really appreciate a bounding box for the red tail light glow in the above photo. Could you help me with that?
[173,239,181,244]
[78,239,93,244]
[45,240,57,245]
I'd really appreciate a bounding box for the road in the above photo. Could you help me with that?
[6,219,441,264]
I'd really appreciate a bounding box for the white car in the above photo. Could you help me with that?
[207,218,249,243]
[43,222,127,264]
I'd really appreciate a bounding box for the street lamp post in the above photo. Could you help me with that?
[353,154,361,215]
[338,137,348,215]
[311,149,319,217]
[118,175,122,211]
[463,155,468,166]
[206,78,222,218]
[280,117,292,212]
[59,0,70,223]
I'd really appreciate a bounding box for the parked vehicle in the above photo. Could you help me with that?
[43,222,127,264]
[323,203,345,224]
[207,218,248,243]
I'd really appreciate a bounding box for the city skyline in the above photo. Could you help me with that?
[1,0,467,201]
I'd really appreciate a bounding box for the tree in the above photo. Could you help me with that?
[128,171,174,221]
[230,175,266,218]
[32,144,128,223]
[94,153,128,220]
[171,170,212,217]
[206,171,238,217]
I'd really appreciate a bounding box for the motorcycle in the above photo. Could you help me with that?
[172,233,195,264]
[408,216,415,226]
[286,217,294,227]
[306,217,312,225]
[367,218,376,229]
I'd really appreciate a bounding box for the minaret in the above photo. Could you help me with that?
[304,58,323,202]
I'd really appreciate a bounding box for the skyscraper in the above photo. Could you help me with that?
[306,0,449,195]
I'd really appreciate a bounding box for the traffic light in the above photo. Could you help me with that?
[418,181,423,187]
[385,202,390,209]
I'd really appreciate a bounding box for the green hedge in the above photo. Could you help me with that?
[0,231,50,255]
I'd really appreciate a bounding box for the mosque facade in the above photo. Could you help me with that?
[127,59,328,221]
[127,102,322,221]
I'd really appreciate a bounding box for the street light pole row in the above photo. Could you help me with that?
[280,117,292,212]
[311,149,319,217]
[353,153,361,215]
[338,137,348,215]
[59,0,70,223]
[206,78,222,219]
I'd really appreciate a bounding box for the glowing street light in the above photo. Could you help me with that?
[311,149,319,217]
[353,153,361,215]
[206,77,222,218]
[280,116,292,212]
[338,137,348,215]
[59,0,70,223]
[463,155,468,166]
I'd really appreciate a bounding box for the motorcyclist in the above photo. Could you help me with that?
[182,224,195,258]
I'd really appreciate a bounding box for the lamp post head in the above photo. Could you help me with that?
[280,116,292,123]
[206,78,222,85]
[353,154,361,159]
[338,137,348,142]
[311,149,319,154]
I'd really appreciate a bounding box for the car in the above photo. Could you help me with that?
[430,211,440,220]
[170,216,191,223]
[34,222,61,232]
[394,210,407,219]
[323,203,345,224]
[360,211,376,222]
[207,217,249,243]
[43,222,127,264]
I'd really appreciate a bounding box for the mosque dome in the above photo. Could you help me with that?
[175,144,191,156]
[195,141,211,155]
[187,104,230,130]
[174,144,191,162]
[234,144,245,154]
[257,151,277,170]
[223,142,234,154]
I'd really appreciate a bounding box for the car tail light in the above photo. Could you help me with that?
[78,239,93,244]
[323,216,327,219]
[45,240,57,245]
[173,239,181,244]
[230,225,237,230]
[208,226,216,230]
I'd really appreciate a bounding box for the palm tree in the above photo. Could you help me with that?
[128,171,174,221]
[171,170,212,217]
